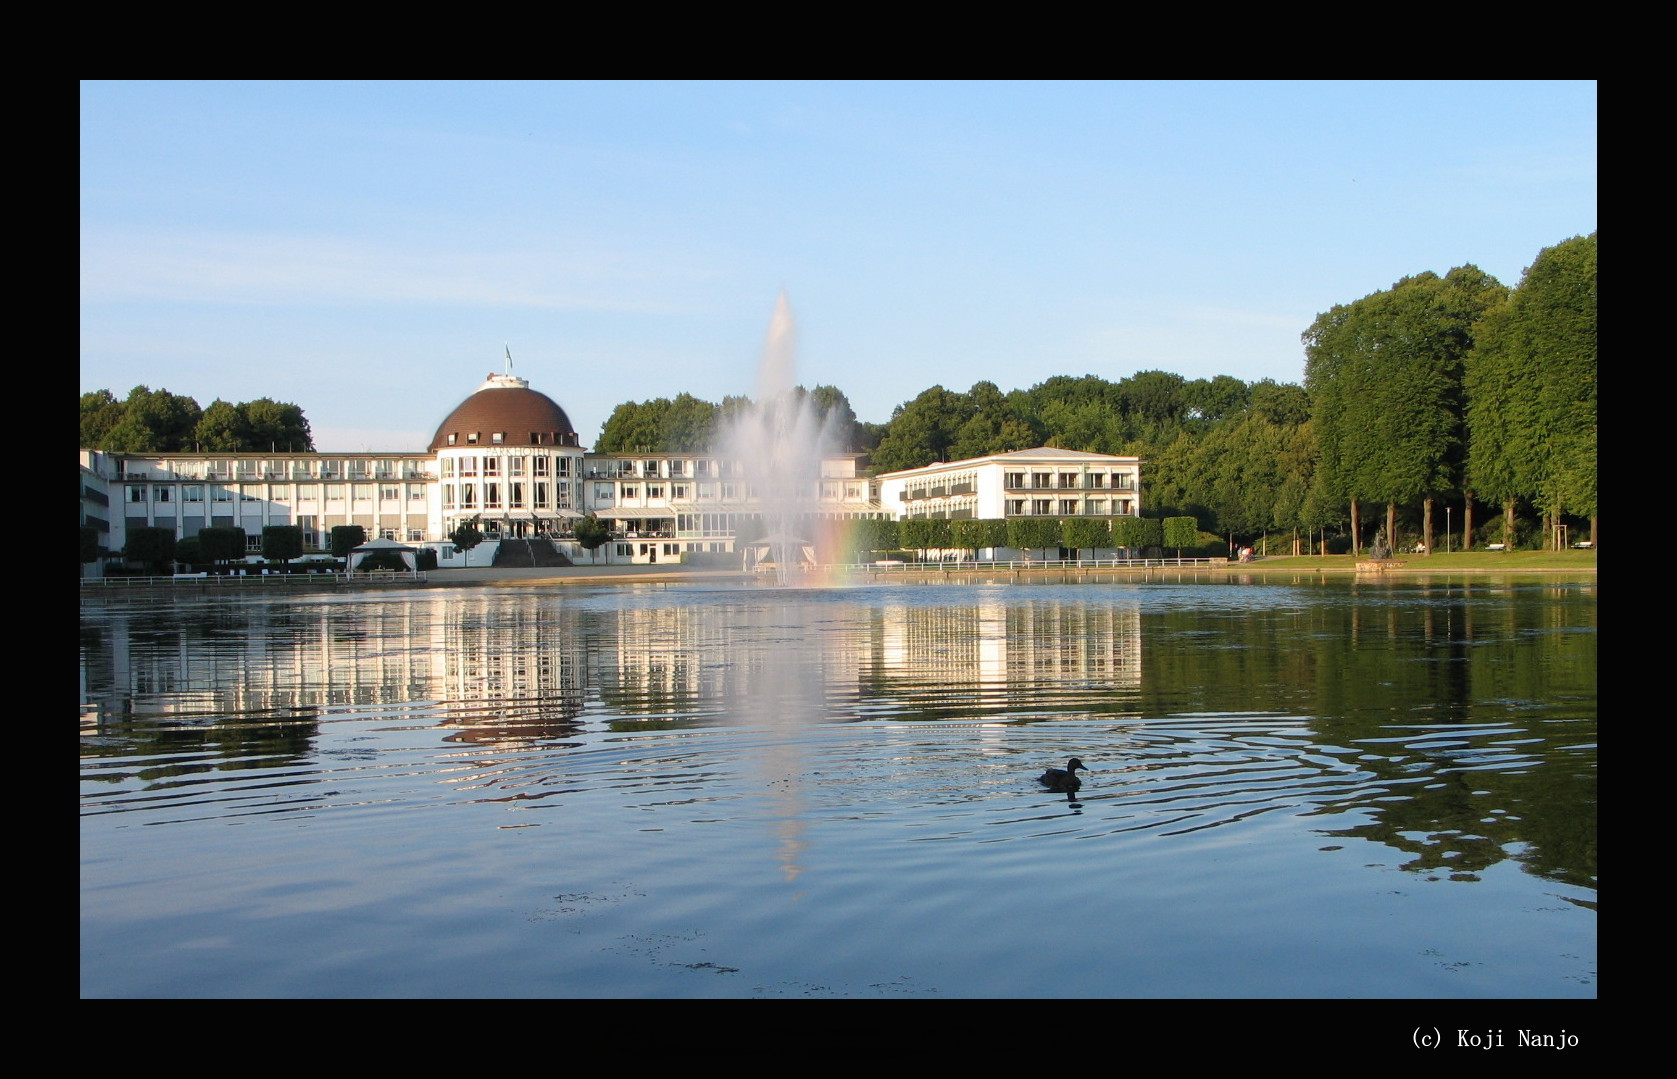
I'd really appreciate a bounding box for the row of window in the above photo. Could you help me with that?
[597,481,869,502]
[1003,472,1135,490]
[444,432,569,446]
[439,455,568,478]
[127,459,428,481]
[130,483,428,503]
[441,482,571,510]
[1007,499,1136,516]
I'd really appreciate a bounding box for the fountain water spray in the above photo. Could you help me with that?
[723,292,841,585]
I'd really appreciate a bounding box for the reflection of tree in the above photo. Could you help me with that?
[1139,578,1595,891]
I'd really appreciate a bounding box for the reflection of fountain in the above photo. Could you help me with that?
[722,292,840,585]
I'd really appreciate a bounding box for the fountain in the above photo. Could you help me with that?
[722,293,842,585]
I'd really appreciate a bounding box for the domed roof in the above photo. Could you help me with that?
[429,373,580,452]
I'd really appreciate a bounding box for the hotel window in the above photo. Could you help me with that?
[213,485,233,502]
[534,482,548,508]
[297,484,318,502]
[466,432,479,444]
[153,486,171,502]
[462,457,480,477]
[1061,500,1080,515]
[533,456,549,476]
[485,483,501,508]
[1087,499,1107,515]
[352,483,373,501]
[510,482,524,508]
[1032,473,1052,488]
[508,456,525,477]
[348,461,368,478]
[129,486,146,502]
[407,484,426,501]
[647,485,664,500]
[491,432,505,445]
[1118,499,1134,514]
[672,484,688,500]
[555,456,570,476]
[484,457,500,476]
[669,460,685,476]
[184,485,204,502]
[1007,500,1026,516]
[380,484,399,502]
[273,485,292,503]
[622,485,639,499]
[1088,473,1107,489]
[642,460,659,477]
[408,529,424,542]
[443,485,455,508]
[441,458,454,477]
[241,485,262,502]
[447,434,458,446]
[594,483,613,500]
[325,484,345,501]
[1032,499,1052,515]
[1059,474,1079,489]
[461,485,476,507]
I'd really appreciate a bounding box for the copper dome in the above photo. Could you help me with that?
[428,374,581,452]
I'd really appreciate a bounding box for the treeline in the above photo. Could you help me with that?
[80,386,314,453]
[597,233,1596,552]
[596,387,865,455]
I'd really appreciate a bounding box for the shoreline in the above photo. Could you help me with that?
[80,553,1597,595]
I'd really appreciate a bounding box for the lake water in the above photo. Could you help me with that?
[80,573,1596,999]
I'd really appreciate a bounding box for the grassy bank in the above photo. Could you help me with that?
[1221,549,1597,573]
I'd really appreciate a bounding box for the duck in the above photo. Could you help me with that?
[1039,757,1089,793]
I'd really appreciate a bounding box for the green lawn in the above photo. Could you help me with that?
[1246,549,1598,571]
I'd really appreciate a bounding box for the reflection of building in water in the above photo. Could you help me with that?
[602,600,875,722]
[876,598,1141,708]
[429,597,588,744]
[80,597,589,744]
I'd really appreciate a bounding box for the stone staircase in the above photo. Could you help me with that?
[492,538,574,568]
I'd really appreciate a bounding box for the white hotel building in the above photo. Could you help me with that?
[80,371,1143,570]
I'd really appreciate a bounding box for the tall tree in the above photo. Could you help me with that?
[1465,234,1597,548]
[1304,266,1507,552]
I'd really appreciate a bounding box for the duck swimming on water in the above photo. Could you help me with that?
[1039,757,1089,793]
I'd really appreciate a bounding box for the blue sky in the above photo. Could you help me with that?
[80,81,1596,452]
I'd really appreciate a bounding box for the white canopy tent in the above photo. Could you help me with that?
[345,537,421,573]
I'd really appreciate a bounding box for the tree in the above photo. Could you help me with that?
[1304,266,1507,553]
[1466,234,1597,548]
[1061,517,1112,559]
[330,525,367,559]
[124,526,176,573]
[262,525,304,564]
[900,518,952,559]
[951,518,1007,560]
[194,400,250,451]
[1163,516,1199,555]
[1007,517,1060,558]
[573,515,611,563]
[869,386,972,472]
[198,526,248,565]
[98,386,202,452]
[242,398,314,452]
[449,519,484,567]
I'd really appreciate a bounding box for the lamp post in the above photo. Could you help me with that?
[1446,505,1451,555]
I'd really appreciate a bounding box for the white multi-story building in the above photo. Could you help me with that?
[80,371,1145,570]
[877,447,1141,521]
